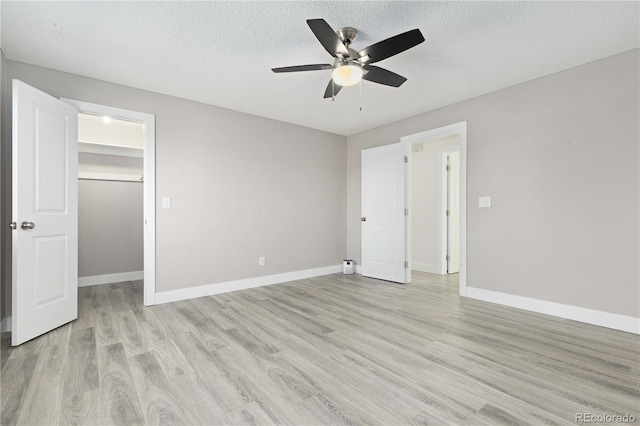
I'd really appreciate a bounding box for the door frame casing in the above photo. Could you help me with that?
[401,121,467,296]
[62,99,156,306]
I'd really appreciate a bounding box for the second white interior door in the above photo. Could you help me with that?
[447,151,461,274]
[361,143,407,283]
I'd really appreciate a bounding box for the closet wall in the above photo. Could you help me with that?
[78,152,143,279]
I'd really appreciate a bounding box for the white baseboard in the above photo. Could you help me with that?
[1,316,11,333]
[412,262,443,274]
[78,270,144,287]
[155,265,343,305]
[466,287,639,335]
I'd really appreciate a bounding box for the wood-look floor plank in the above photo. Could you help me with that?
[135,307,195,380]
[63,327,99,399]
[339,348,486,424]
[6,323,68,362]
[436,331,640,412]
[166,371,231,425]
[276,336,405,424]
[216,345,319,424]
[154,314,249,414]
[72,288,97,332]
[410,408,451,426]
[106,284,130,313]
[95,308,119,348]
[174,299,230,350]
[0,354,38,426]
[226,402,282,426]
[59,388,102,426]
[97,343,145,426]
[192,297,235,330]
[115,310,149,356]
[15,327,70,426]
[91,285,115,311]
[128,351,189,425]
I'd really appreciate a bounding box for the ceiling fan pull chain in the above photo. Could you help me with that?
[359,79,363,111]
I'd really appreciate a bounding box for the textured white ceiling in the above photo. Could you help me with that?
[1,1,638,136]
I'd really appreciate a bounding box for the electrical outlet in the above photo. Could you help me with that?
[259,256,266,267]
[479,196,491,208]
[162,197,171,209]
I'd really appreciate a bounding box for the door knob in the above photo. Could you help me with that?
[21,221,35,230]
[361,217,367,221]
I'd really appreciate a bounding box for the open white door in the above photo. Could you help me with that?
[447,151,460,274]
[361,143,407,283]
[11,80,78,346]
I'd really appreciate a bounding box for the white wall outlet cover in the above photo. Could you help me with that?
[162,197,171,209]
[259,256,266,267]
[479,196,491,208]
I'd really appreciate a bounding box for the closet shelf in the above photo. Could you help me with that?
[78,172,143,182]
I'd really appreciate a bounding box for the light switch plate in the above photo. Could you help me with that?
[162,197,171,209]
[479,196,491,208]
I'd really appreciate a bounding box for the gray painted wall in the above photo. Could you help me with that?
[78,153,143,277]
[347,49,639,318]
[2,61,347,305]
[79,179,143,277]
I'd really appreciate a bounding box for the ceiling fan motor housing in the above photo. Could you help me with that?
[337,27,358,46]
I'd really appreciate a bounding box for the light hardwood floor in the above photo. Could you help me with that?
[1,272,639,425]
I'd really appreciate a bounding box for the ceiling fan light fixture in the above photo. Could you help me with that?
[332,63,363,87]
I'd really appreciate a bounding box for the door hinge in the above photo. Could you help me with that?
[404,261,408,268]
[446,165,450,172]
[446,210,450,217]
[446,255,450,262]
[405,208,408,216]
[404,156,408,163]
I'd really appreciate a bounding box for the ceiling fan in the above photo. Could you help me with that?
[272,19,425,99]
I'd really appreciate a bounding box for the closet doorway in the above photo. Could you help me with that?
[409,135,460,276]
[402,121,467,294]
[63,99,156,306]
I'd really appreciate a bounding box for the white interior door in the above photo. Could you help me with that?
[11,80,78,346]
[361,143,407,283]
[447,151,460,274]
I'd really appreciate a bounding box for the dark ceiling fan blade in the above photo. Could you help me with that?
[272,64,332,73]
[323,80,343,99]
[362,65,407,87]
[358,29,425,64]
[307,19,349,58]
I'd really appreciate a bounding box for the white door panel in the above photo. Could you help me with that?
[447,151,460,274]
[361,143,406,283]
[12,80,78,346]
